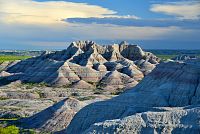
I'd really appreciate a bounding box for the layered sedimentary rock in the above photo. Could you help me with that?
[17,98,86,132]
[0,71,11,77]
[71,80,95,89]
[1,41,159,90]
[82,106,200,134]
[0,61,20,71]
[135,59,156,75]
[65,60,200,134]
[99,70,138,91]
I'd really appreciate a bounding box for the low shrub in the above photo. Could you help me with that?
[93,89,103,94]
[78,96,96,101]
[71,92,80,97]
[0,97,9,100]
[0,125,19,134]
[110,88,125,95]
[0,125,37,134]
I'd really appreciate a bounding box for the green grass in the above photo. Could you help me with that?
[0,120,36,134]
[0,125,19,134]
[0,125,36,134]
[0,118,19,121]
[21,82,48,89]
[34,90,46,98]
[0,55,31,62]
[156,55,176,60]
[0,97,9,100]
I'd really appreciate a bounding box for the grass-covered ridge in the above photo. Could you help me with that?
[155,55,176,60]
[0,55,31,62]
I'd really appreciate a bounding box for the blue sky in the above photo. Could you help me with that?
[0,0,200,50]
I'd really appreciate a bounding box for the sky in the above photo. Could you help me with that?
[0,0,200,50]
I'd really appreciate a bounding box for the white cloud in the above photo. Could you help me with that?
[66,23,199,41]
[0,0,117,24]
[150,1,200,20]
[0,0,199,49]
[1,21,199,49]
[66,24,174,40]
[1,21,198,42]
[105,15,140,19]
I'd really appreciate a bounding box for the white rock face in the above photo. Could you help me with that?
[65,60,200,134]
[0,60,20,71]
[0,71,11,77]
[83,106,200,134]
[1,41,159,90]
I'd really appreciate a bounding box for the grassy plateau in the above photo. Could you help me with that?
[0,55,31,62]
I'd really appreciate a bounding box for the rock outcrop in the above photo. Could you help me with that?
[172,55,198,61]
[1,41,159,90]
[99,70,138,91]
[0,60,20,71]
[71,80,95,89]
[65,60,200,134]
[17,98,86,132]
[0,71,11,77]
[82,106,200,134]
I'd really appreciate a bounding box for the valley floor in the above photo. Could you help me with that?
[0,82,114,133]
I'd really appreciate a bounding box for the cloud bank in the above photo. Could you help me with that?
[66,17,200,29]
[150,1,200,20]
[0,0,200,49]
[0,0,116,24]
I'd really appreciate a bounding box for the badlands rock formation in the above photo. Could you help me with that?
[65,60,200,133]
[1,41,159,90]
[17,98,86,132]
[0,60,20,72]
[172,54,198,61]
[99,70,138,91]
